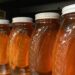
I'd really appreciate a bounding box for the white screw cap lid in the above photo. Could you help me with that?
[12,17,33,23]
[35,12,60,20]
[0,19,9,24]
[62,4,75,15]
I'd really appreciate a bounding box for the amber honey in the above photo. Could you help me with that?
[52,4,75,75]
[0,19,10,75]
[7,17,33,75]
[30,12,60,75]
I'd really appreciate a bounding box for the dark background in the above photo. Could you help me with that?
[0,0,75,20]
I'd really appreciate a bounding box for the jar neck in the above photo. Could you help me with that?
[12,22,33,29]
[0,24,9,29]
[35,19,59,27]
[0,24,10,35]
[62,13,75,20]
[61,13,75,26]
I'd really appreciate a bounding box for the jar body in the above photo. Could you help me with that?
[0,24,10,74]
[53,13,75,75]
[30,19,59,75]
[7,23,33,74]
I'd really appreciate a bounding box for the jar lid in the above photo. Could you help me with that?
[0,19,9,24]
[35,12,60,20]
[12,17,33,23]
[62,4,75,15]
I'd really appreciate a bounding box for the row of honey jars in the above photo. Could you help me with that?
[7,13,60,75]
[0,17,34,75]
[1,4,75,75]
[0,13,60,75]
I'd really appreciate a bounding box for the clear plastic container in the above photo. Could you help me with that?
[7,17,33,75]
[0,19,10,75]
[30,12,60,75]
[52,4,75,75]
